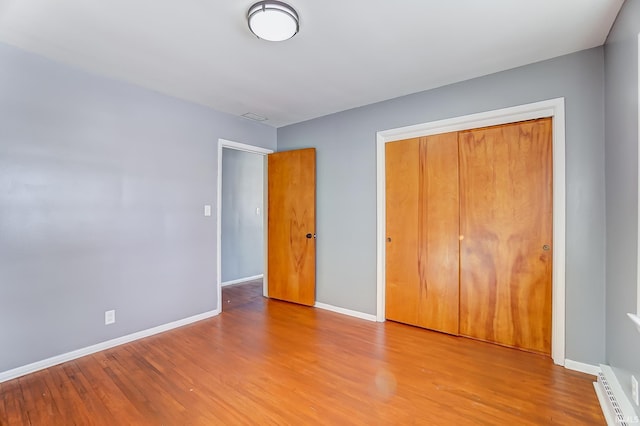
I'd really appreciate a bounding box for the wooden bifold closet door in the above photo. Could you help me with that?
[385,132,460,335]
[458,119,553,355]
[385,118,553,355]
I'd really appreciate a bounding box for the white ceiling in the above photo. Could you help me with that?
[0,1,624,127]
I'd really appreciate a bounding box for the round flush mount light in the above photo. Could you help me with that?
[247,1,299,42]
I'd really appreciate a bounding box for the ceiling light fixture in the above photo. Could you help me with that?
[247,1,299,42]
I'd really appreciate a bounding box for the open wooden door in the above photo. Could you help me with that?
[267,148,316,306]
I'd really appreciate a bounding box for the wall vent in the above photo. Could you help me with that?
[594,365,639,426]
[597,372,629,425]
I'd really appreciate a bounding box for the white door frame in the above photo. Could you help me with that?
[217,139,274,313]
[375,98,566,365]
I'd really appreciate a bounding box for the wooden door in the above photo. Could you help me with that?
[385,133,460,334]
[458,118,553,354]
[267,148,316,306]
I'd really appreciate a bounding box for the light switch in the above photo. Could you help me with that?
[204,205,212,216]
[256,207,260,215]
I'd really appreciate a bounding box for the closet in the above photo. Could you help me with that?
[385,118,552,355]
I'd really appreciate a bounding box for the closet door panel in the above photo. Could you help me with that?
[386,133,459,334]
[458,118,553,354]
[386,138,420,326]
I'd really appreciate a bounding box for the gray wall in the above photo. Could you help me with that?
[278,47,606,365]
[0,42,276,373]
[221,148,264,283]
[604,0,640,414]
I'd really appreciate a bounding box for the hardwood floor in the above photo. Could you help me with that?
[1,282,604,425]
[221,279,264,312]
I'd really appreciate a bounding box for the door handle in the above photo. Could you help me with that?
[306,233,316,239]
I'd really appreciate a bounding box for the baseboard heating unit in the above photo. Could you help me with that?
[594,365,639,425]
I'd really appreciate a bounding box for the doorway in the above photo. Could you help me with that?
[216,139,273,313]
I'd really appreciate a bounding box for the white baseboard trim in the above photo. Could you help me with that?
[0,309,220,384]
[314,302,377,322]
[564,359,601,376]
[221,274,263,287]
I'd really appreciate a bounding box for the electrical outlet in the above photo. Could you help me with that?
[105,310,116,325]
[632,375,639,406]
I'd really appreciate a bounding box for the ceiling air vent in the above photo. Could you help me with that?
[242,112,268,122]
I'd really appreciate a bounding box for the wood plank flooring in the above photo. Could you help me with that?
[1,282,604,425]
[221,279,264,312]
